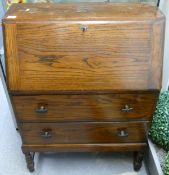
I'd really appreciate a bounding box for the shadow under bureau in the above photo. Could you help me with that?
[2,3,165,172]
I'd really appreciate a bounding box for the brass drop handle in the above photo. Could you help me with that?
[121,105,133,112]
[117,129,128,137]
[41,130,52,138]
[36,105,48,113]
[80,25,88,32]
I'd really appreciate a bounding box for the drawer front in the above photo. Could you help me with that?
[12,93,157,122]
[20,122,148,145]
[6,22,157,91]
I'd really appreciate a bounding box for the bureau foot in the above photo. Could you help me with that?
[23,152,35,172]
[133,151,144,171]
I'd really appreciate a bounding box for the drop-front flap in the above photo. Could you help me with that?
[3,3,165,93]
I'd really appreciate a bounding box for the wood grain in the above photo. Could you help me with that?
[15,22,151,91]
[22,143,147,152]
[3,3,164,22]
[3,23,20,90]
[3,3,165,92]
[12,93,158,122]
[2,4,164,170]
[20,122,148,144]
[149,18,165,89]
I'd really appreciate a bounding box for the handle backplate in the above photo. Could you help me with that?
[36,104,48,113]
[80,25,88,32]
[121,105,133,112]
[117,129,128,137]
[41,129,52,138]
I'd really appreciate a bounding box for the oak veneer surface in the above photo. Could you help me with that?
[3,3,163,22]
[20,122,147,144]
[12,94,157,122]
[22,143,147,152]
[2,3,165,171]
[3,3,164,92]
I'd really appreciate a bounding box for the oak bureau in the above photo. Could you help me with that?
[2,3,165,172]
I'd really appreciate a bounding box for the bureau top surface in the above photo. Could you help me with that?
[3,3,164,22]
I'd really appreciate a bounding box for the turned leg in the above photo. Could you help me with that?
[23,152,35,172]
[133,151,144,171]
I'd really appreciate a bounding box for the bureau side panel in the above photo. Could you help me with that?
[3,23,20,90]
[149,18,165,89]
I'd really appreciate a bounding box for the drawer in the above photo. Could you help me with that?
[20,122,148,145]
[12,93,157,122]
